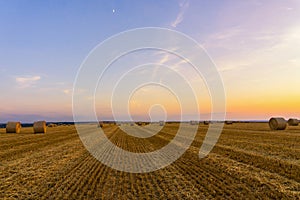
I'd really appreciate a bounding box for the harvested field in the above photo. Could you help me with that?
[0,123,299,199]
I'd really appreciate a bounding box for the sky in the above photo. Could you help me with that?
[0,0,300,122]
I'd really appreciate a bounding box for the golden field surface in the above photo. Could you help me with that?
[0,123,300,199]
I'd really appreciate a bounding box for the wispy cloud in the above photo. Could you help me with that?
[63,89,71,94]
[284,7,293,11]
[202,27,244,50]
[210,27,243,40]
[158,54,170,65]
[15,75,41,88]
[151,53,170,79]
[216,62,250,73]
[171,0,189,28]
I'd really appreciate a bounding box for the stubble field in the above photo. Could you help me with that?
[0,123,299,199]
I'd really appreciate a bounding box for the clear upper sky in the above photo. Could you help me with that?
[0,0,299,122]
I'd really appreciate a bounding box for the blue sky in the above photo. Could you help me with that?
[0,0,300,122]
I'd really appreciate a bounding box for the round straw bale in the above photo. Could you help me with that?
[33,121,47,133]
[225,121,233,125]
[47,123,57,127]
[203,121,210,125]
[288,118,299,126]
[6,121,21,133]
[98,122,104,128]
[269,117,287,130]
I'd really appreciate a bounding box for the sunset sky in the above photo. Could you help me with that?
[0,0,300,122]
